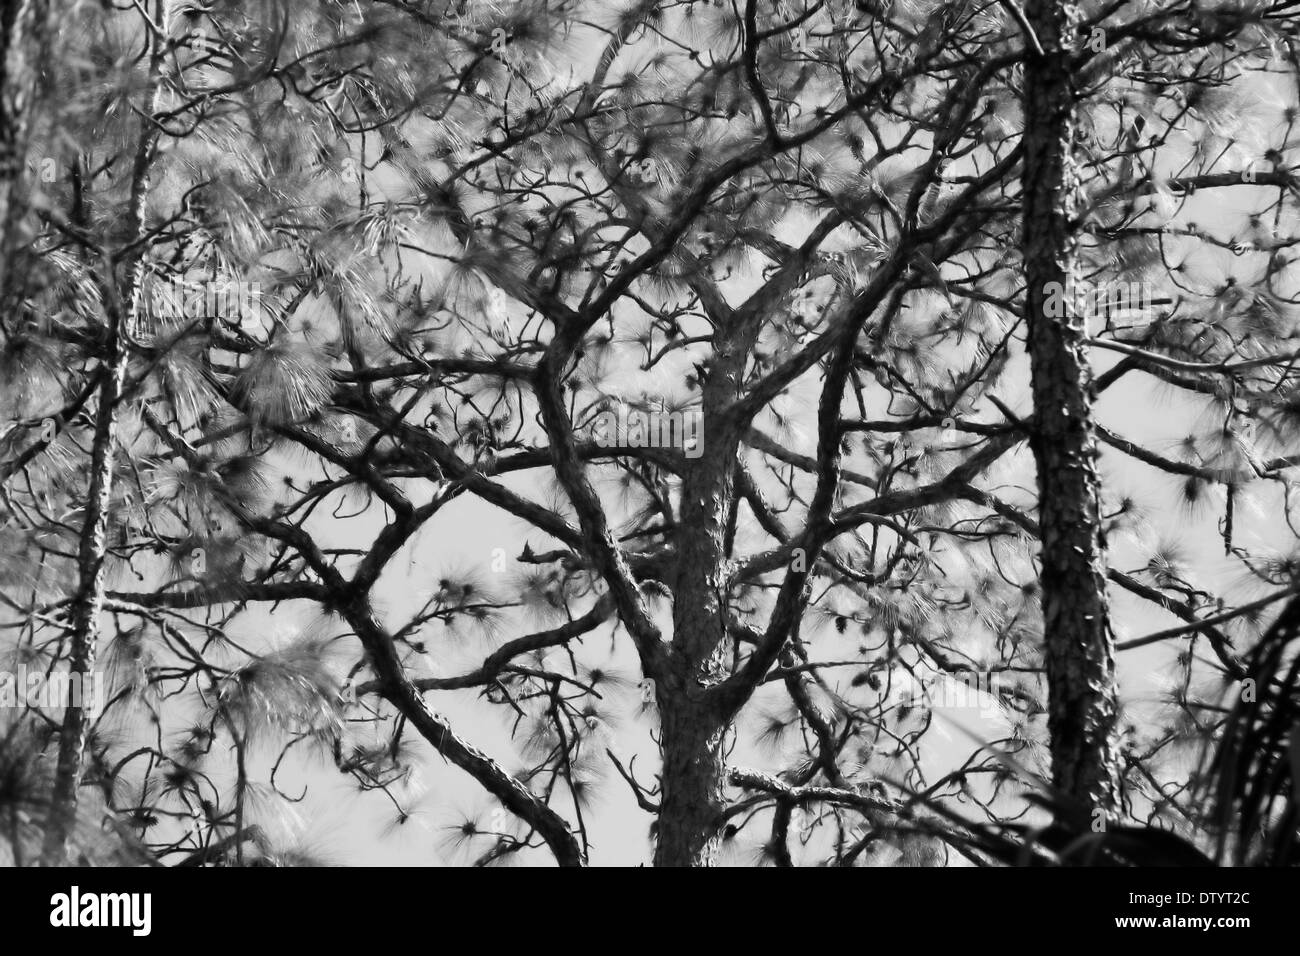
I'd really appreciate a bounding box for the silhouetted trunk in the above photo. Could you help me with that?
[1020,0,1119,816]
[653,694,728,866]
[657,452,734,866]
[654,297,756,866]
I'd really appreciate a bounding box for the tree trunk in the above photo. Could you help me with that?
[657,453,733,866]
[40,0,170,866]
[39,293,131,867]
[652,298,760,865]
[1020,0,1119,816]
[0,0,48,293]
[653,696,728,866]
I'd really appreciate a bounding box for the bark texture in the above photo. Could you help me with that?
[653,695,729,866]
[1020,0,1119,815]
[653,289,755,866]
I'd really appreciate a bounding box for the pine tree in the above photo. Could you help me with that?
[2,0,1298,868]
[1019,0,1119,819]
[38,0,176,868]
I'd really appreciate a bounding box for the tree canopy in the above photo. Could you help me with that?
[2,0,1299,867]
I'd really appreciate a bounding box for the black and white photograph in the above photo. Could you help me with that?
[0,0,1297,930]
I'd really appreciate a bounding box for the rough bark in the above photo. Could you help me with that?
[39,0,170,866]
[653,296,756,866]
[653,695,729,866]
[654,429,735,865]
[1020,0,1119,815]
